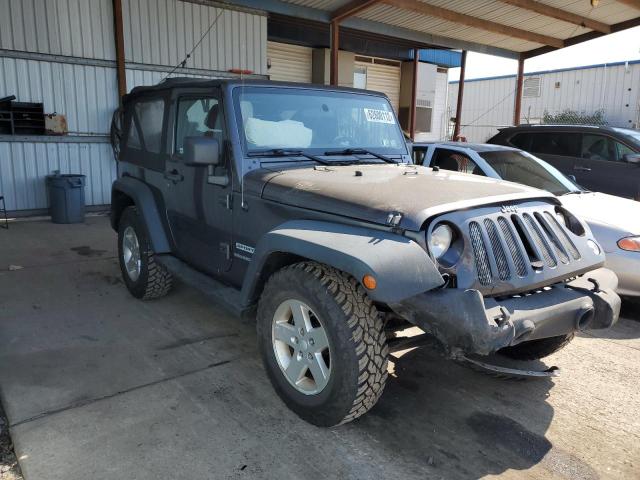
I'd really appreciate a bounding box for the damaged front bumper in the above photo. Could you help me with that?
[389,268,621,356]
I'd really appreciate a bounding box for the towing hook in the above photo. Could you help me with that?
[587,278,602,293]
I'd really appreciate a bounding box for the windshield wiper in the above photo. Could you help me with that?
[247,149,331,165]
[323,148,397,164]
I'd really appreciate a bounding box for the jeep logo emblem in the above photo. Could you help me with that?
[501,205,519,213]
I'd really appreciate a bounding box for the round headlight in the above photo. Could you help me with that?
[430,224,453,259]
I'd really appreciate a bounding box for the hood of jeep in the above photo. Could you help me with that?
[257,164,556,230]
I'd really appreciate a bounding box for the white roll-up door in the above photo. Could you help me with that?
[267,41,312,83]
[355,57,401,112]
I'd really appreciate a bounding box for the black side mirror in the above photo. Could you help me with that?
[623,153,640,165]
[184,136,220,166]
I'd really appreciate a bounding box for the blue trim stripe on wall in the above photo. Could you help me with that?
[412,49,462,68]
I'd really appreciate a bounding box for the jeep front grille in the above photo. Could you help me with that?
[469,221,492,285]
[468,211,581,285]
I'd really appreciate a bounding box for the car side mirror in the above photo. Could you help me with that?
[623,153,640,165]
[184,136,220,166]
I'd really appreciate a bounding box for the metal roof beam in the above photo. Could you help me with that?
[615,0,640,10]
[222,0,521,58]
[498,0,610,34]
[331,0,380,22]
[379,0,565,48]
[522,14,640,59]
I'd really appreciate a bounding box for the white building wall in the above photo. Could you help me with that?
[0,0,268,213]
[448,76,516,143]
[449,61,640,143]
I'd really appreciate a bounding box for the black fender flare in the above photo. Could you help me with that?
[111,177,171,253]
[240,220,444,306]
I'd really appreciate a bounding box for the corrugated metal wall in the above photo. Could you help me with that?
[0,0,115,60]
[0,140,115,211]
[448,76,516,142]
[123,0,267,75]
[0,57,118,135]
[449,61,640,143]
[0,0,268,212]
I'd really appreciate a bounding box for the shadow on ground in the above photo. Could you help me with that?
[334,346,571,480]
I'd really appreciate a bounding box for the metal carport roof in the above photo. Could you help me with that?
[222,0,640,59]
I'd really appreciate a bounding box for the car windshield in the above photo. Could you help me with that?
[478,150,582,196]
[234,87,407,156]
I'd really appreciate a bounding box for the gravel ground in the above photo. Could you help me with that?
[0,405,21,480]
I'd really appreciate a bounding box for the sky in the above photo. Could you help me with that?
[447,26,640,81]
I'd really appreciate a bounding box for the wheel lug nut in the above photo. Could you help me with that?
[292,337,298,344]
[299,328,305,336]
[307,353,313,360]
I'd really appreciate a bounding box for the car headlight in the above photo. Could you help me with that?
[618,236,640,252]
[430,224,453,259]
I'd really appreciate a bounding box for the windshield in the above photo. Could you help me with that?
[234,87,407,156]
[479,150,581,196]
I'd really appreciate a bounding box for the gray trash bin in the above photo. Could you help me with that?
[46,173,86,224]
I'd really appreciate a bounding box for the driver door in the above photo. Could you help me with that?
[163,89,233,276]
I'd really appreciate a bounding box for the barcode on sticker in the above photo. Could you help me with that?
[364,108,395,124]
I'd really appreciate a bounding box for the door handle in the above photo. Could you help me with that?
[164,169,184,183]
[574,166,592,172]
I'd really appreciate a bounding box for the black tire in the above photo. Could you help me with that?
[498,333,575,361]
[118,206,173,300]
[257,262,388,427]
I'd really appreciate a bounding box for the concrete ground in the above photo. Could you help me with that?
[0,216,639,480]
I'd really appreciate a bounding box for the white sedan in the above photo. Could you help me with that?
[413,142,640,298]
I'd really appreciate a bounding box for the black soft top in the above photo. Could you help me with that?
[124,77,389,101]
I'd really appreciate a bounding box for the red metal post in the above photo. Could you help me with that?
[112,0,127,101]
[330,21,339,86]
[410,48,419,140]
[514,56,525,126]
[453,50,467,140]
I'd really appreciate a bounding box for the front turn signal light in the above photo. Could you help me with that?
[362,274,377,290]
[618,236,640,252]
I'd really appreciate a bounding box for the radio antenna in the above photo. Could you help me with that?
[162,9,225,81]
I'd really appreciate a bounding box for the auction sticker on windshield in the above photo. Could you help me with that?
[364,108,395,124]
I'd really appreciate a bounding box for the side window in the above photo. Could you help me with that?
[509,132,532,150]
[530,132,580,157]
[582,134,616,162]
[431,148,479,174]
[413,148,427,165]
[614,140,635,162]
[175,97,222,155]
[126,115,142,150]
[132,99,165,154]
